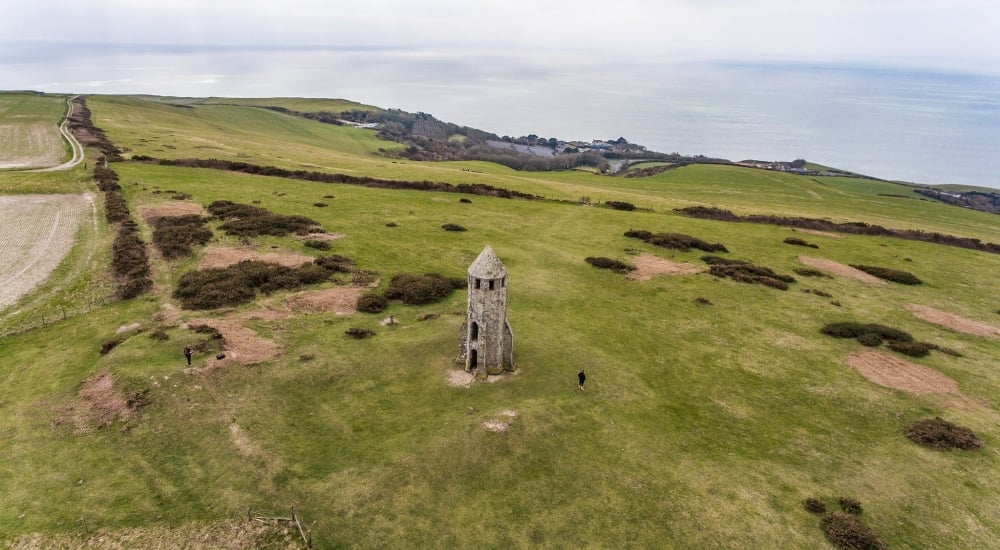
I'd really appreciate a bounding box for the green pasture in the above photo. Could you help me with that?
[0,92,69,169]
[1,95,1000,547]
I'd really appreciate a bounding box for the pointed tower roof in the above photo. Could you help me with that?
[468,246,506,278]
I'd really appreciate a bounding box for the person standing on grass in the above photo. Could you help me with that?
[578,369,586,390]
[184,345,193,366]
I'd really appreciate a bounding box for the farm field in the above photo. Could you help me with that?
[0,194,96,311]
[1,94,1000,548]
[0,92,70,170]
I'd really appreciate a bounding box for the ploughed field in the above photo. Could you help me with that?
[1,94,999,548]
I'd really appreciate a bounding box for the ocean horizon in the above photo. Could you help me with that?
[4,43,998,189]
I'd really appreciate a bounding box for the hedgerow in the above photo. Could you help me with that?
[150,215,213,259]
[112,220,153,299]
[625,229,728,253]
[606,201,636,211]
[384,273,465,305]
[905,417,982,450]
[849,264,922,285]
[585,257,635,273]
[676,205,1000,256]
[700,256,794,290]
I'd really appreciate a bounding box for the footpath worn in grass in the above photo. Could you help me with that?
[1,96,1000,547]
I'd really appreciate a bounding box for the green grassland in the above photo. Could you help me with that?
[1,95,1000,547]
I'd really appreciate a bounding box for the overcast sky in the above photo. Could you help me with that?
[3,0,999,73]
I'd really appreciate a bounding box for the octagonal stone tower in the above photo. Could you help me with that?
[459,246,514,376]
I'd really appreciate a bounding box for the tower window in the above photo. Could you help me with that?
[475,279,481,289]
[489,280,495,290]
[502,276,506,288]
[471,322,479,340]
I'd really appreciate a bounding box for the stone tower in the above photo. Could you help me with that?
[459,246,514,376]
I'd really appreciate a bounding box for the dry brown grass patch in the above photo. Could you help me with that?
[799,256,886,285]
[137,201,204,220]
[9,519,301,549]
[52,373,144,433]
[186,318,283,367]
[198,246,314,269]
[626,253,701,281]
[795,228,843,239]
[905,304,1000,337]
[286,286,364,315]
[482,420,511,432]
[845,350,957,396]
[297,232,345,241]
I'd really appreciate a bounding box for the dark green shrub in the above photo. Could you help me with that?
[606,201,636,211]
[585,256,634,273]
[820,322,913,342]
[150,215,213,259]
[208,200,323,236]
[459,198,472,203]
[784,237,819,248]
[694,297,712,305]
[100,339,123,355]
[850,264,922,285]
[441,223,467,232]
[838,497,863,515]
[314,254,355,273]
[351,270,379,286]
[856,333,883,347]
[386,222,398,227]
[385,273,464,305]
[803,498,826,514]
[357,292,389,313]
[887,340,931,357]
[822,512,885,550]
[701,256,795,290]
[313,202,328,207]
[905,417,982,450]
[346,327,375,339]
[173,259,341,309]
[625,230,727,252]
[794,267,831,278]
[804,288,833,298]
[304,239,331,250]
[926,343,963,357]
[112,220,152,299]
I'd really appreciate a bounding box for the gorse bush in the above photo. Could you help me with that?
[441,223,467,232]
[887,340,932,357]
[207,200,324,237]
[820,322,913,342]
[822,512,885,550]
[856,333,883,347]
[700,256,795,290]
[346,327,375,339]
[606,201,636,211]
[804,498,827,514]
[150,215,213,259]
[304,239,331,250]
[905,417,982,450]
[356,292,389,313]
[384,273,465,305]
[783,237,819,249]
[112,221,153,299]
[850,265,922,285]
[626,229,728,253]
[585,256,635,273]
[794,267,831,278]
[173,255,355,309]
[839,497,863,515]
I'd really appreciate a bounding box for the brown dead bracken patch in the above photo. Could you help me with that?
[52,373,142,433]
[627,253,702,281]
[905,304,1000,337]
[137,201,205,221]
[286,286,364,315]
[799,256,886,285]
[845,350,958,396]
[198,246,314,269]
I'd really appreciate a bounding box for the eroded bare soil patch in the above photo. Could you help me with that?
[795,228,843,239]
[286,286,363,315]
[186,317,285,367]
[198,246,314,269]
[447,369,475,387]
[905,304,1000,337]
[626,253,701,281]
[845,350,957,396]
[799,256,885,285]
[52,373,143,433]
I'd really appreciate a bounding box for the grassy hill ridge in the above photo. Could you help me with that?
[0,94,999,548]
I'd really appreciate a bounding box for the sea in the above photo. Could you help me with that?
[4,43,999,189]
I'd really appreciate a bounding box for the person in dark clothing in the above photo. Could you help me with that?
[184,345,193,366]
[578,369,586,390]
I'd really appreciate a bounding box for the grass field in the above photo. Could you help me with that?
[1,94,1000,548]
[0,92,70,170]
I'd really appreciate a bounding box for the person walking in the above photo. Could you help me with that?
[184,345,193,366]
[578,369,586,390]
